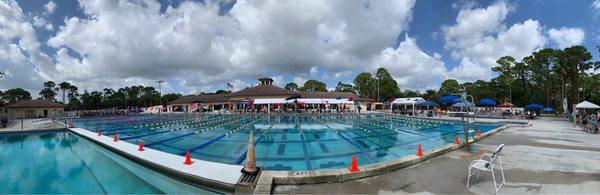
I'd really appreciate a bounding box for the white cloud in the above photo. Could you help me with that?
[548,27,585,49]
[271,75,285,87]
[32,16,53,30]
[442,1,546,82]
[44,1,56,15]
[0,0,53,91]
[593,0,600,14]
[41,0,415,93]
[370,35,448,90]
[309,66,319,76]
[293,77,307,86]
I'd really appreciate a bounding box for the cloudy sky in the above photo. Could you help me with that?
[1,0,599,96]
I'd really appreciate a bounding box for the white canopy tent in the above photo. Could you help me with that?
[252,98,354,113]
[575,101,600,109]
[390,97,426,113]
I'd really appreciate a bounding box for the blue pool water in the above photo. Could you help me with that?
[0,130,216,194]
[74,114,502,171]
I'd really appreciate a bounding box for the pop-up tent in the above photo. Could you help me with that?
[542,107,554,113]
[575,101,600,109]
[478,98,497,107]
[525,103,543,110]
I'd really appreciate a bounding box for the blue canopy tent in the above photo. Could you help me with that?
[525,103,543,110]
[542,107,554,113]
[478,98,497,107]
[452,101,473,108]
[439,95,461,104]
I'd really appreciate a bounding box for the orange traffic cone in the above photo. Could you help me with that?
[416,144,423,157]
[454,135,459,144]
[477,129,482,137]
[113,133,118,142]
[183,151,193,165]
[348,155,359,172]
[138,140,144,151]
[97,130,102,136]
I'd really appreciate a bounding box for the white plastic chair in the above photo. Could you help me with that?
[467,144,505,194]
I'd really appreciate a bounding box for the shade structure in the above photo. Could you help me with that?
[525,103,543,110]
[575,101,600,109]
[542,107,554,113]
[452,101,473,108]
[439,95,461,104]
[416,101,439,107]
[478,98,497,107]
[497,102,514,107]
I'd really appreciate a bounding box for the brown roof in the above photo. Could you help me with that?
[7,100,64,108]
[228,85,299,98]
[169,94,229,104]
[300,91,361,100]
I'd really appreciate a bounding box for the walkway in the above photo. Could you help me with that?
[273,119,600,194]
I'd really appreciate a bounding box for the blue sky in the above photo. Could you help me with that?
[1,0,599,96]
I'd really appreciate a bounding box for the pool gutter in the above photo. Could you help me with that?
[67,127,243,193]
[254,122,531,194]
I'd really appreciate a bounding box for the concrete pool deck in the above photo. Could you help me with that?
[0,118,65,132]
[273,119,600,194]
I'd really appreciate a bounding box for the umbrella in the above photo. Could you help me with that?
[452,101,473,108]
[439,95,461,104]
[542,107,554,113]
[478,98,497,107]
[285,95,301,100]
[525,103,543,110]
[497,102,514,107]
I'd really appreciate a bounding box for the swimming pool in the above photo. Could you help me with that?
[0,130,216,194]
[73,114,502,171]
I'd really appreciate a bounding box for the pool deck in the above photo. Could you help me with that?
[273,118,600,194]
[0,118,65,133]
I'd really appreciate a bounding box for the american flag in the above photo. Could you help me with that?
[227,82,234,91]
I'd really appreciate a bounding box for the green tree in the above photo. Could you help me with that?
[334,82,354,92]
[215,89,230,94]
[438,79,461,96]
[39,81,57,101]
[300,80,327,92]
[523,48,557,107]
[422,89,438,101]
[555,45,593,110]
[353,72,375,98]
[374,67,401,101]
[162,93,183,105]
[285,82,299,91]
[2,88,31,104]
[493,56,516,102]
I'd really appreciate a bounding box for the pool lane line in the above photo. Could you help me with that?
[120,116,231,140]
[144,116,251,147]
[104,115,221,136]
[178,116,265,155]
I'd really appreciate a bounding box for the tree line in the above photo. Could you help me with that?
[1,45,598,112]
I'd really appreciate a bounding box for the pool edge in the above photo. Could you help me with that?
[67,127,242,193]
